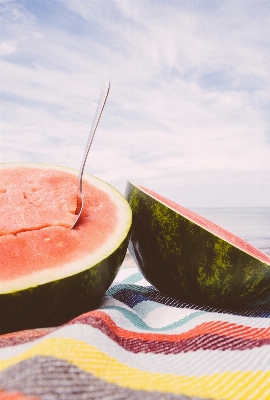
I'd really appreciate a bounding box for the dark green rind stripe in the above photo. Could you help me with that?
[0,356,208,400]
[125,182,270,308]
[0,236,129,335]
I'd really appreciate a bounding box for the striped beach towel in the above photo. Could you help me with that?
[0,263,269,400]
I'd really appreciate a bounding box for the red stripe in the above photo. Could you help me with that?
[1,310,268,354]
[0,391,41,400]
[71,311,270,353]
[74,310,270,340]
[0,328,55,348]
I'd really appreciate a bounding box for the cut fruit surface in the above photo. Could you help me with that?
[0,163,132,333]
[125,182,270,308]
[0,169,78,236]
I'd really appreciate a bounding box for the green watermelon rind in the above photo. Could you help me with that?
[0,163,132,334]
[0,236,128,334]
[126,182,270,308]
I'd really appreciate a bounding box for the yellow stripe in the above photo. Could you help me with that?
[0,337,269,399]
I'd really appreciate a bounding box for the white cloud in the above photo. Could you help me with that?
[1,0,270,207]
[0,40,17,55]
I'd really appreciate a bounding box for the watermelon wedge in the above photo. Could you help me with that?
[0,163,132,334]
[125,182,270,308]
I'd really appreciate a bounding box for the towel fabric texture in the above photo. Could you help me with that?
[0,264,269,400]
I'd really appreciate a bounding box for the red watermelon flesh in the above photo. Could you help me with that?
[0,170,78,235]
[0,164,130,294]
[140,185,270,265]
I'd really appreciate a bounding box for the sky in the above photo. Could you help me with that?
[1,0,270,208]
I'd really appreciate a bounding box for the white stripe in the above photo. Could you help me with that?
[1,324,269,376]
[134,301,199,328]
[101,297,270,332]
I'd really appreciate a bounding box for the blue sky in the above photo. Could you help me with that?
[1,0,270,207]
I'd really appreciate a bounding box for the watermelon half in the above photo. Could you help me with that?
[125,182,270,308]
[0,163,132,334]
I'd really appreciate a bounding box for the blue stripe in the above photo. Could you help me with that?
[106,284,270,318]
[121,273,144,284]
[102,305,205,331]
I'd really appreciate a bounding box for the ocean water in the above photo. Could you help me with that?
[191,207,270,256]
